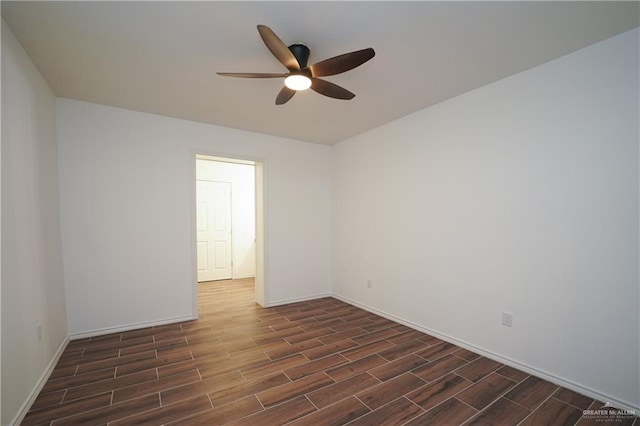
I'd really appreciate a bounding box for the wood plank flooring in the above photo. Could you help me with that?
[23,278,637,425]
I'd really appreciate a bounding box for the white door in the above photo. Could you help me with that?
[196,180,232,282]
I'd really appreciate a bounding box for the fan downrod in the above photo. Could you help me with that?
[288,44,310,68]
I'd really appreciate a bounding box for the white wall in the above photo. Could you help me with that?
[332,28,639,410]
[196,159,256,279]
[57,99,332,335]
[1,21,68,425]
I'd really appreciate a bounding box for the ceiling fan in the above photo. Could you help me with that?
[217,25,375,105]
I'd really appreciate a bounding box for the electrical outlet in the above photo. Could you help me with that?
[502,312,513,328]
[367,279,372,288]
[36,322,43,341]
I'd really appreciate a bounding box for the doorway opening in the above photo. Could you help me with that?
[192,154,266,315]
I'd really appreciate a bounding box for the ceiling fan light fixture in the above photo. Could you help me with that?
[284,74,311,91]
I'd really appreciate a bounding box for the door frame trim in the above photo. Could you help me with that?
[190,151,267,318]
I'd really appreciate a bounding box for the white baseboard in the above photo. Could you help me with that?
[69,315,195,340]
[266,292,332,308]
[9,335,70,426]
[232,274,255,280]
[332,293,640,413]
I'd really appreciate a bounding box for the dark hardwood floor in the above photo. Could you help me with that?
[22,278,636,425]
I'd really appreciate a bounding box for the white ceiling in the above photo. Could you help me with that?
[2,1,638,145]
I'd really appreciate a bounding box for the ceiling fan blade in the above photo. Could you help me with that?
[309,48,375,77]
[275,86,296,105]
[310,78,355,100]
[217,72,288,78]
[257,25,300,71]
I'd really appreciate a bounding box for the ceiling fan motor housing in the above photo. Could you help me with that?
[288,44,310,69]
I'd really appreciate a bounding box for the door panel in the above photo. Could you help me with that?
[214,241,227,269]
